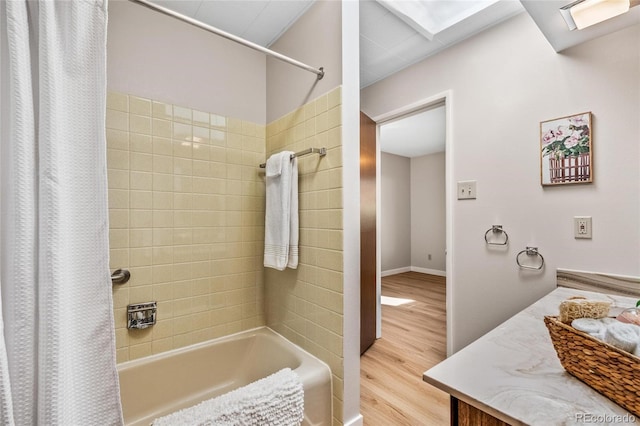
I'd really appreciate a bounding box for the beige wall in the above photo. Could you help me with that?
[362,17,640,351]
[411,152,446,272]
[266,0,342,123]
[106,92,265,362]
[380,152,411,272]
[107,1,266,124]
[265,87,344,425]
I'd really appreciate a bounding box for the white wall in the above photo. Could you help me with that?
[362,16,640,351]
[266,0,342,122]
[381,152,411,272]
[381,151,446,274]
[341,2,362,423]
[107,1,266,123]
[411,152,446,272]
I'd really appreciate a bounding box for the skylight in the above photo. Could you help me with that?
[377,0,501,40]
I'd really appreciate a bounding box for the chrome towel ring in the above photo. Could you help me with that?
[516,247,545,270]
[484,225,509,246]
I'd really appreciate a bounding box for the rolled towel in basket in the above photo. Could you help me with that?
[152,368,304,426]
[604,322,640,353]
[571,318,607,341]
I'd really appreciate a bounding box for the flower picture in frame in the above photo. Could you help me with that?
[540,112,592,186]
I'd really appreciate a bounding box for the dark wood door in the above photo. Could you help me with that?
[360,112,377,354]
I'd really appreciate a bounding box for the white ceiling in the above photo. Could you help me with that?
[379,105,446,158]
[359,0,524,87]
[149,0,314,47]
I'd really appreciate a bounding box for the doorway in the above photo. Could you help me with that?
[360,92,453,424]
[379,104,446,280]
[370,92,453,354]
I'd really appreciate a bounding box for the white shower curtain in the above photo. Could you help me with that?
[0,1,123,424]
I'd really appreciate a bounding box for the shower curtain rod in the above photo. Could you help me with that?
[128,0,325,80]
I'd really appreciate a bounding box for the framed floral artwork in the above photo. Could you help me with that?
[540,112,592,186]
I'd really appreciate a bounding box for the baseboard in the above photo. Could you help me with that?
[344,414,364,426]
[381,266,446,277]
[381,267,411,277]
[411,266,446,277]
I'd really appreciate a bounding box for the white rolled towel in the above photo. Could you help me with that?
[572,318,607,336]
[604,322,640,353]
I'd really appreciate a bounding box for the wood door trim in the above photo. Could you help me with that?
[360,111,377,354]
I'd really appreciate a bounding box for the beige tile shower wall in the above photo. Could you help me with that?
[106,92,266,363]
[265,87,344,425]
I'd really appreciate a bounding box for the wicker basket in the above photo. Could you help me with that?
[544,316,640,417]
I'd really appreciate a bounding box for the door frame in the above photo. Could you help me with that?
[371,90,454,356]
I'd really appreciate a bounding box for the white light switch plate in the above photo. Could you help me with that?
[574,216,592,239]
[457,181,476,200]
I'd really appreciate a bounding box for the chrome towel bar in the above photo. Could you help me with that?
[259,147,326,168]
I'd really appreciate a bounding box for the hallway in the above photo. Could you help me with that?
[361,272,449,425]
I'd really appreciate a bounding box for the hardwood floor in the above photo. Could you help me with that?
[361,272,450,425]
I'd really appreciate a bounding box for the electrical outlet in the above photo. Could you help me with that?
[457,181,477,200]
[428,254,432,261]
[574,216,592,239]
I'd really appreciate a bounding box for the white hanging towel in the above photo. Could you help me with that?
[288,157,299,269]
[264,151,299,270]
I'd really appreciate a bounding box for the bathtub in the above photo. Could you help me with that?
[118,327,332,426]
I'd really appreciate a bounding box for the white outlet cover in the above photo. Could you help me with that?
[574,216,592,239]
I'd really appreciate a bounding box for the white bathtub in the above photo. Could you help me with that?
[118,327,332,426]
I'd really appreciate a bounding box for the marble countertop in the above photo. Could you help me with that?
[423,287,639,426]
